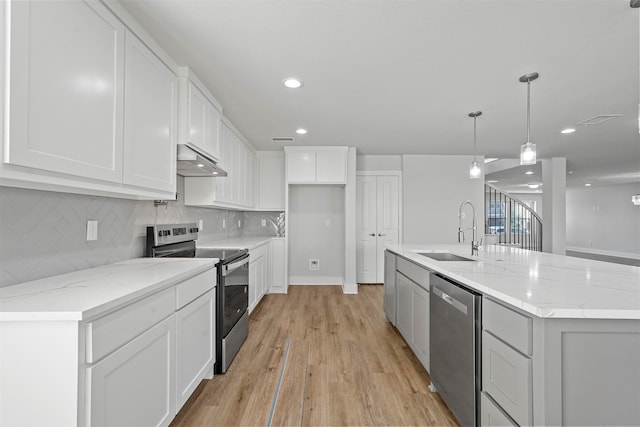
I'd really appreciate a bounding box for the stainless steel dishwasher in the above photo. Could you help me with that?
[430,273,481,427]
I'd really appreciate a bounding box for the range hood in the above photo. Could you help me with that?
[177,143,227,177]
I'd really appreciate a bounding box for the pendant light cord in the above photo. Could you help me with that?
[473,116,477,161]
[526,79,531,142]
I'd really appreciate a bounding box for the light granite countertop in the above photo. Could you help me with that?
[386,243,640,320]
[0,258,216,322]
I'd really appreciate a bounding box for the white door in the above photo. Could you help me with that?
[356,175,400,283]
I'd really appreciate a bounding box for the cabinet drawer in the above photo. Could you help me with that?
[176,269,216,310]
[480,392,517,427]
[396,258,429,291]
[249,242,269,263]
[483,298,532,356]
[482,331,532,427]
[86,287,175,363]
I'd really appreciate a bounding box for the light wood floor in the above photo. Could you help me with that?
[171,285,458,427]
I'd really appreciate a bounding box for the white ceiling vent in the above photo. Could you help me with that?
[271,137,295,143]
[577,114,623,126]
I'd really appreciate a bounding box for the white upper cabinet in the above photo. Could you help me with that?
[123,32,177,193]
[256,151,285,210]
[2,0,179,200]
[183,119,256,209]
[178,69,222,161]
[285,147,348,184]
[6,0,125,183]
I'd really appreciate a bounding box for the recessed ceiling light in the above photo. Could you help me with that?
[528,184,540,189]
[525,171,534,175]
[585,183,592,187]
[283,78,303,89]
[197,163,204,168]
[561,128,576,134]
[296,128,307,135]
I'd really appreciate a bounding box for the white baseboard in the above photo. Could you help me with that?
[268,286,288,294]
[566,246,640,260]
[342,282,358,294]
[288,276,344,285]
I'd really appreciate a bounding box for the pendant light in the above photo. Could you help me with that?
[468,111,482,179]
[519,72,539,165]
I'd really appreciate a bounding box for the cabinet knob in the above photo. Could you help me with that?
[378,233,386,237]
[369,233,376,236]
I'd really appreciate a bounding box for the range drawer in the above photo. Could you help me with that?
[482,331,532,427]
[396,257,429,291]
[176,268,216,310]
[86,287,175,363]
[483,298,532,356]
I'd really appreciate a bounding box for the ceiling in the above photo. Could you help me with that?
[121,0,640,189]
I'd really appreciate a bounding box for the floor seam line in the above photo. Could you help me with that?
[267,338,290,427]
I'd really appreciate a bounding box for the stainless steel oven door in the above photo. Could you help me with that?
[222,254,249,337]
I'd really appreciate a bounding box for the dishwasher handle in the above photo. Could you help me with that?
[432,286,468,316]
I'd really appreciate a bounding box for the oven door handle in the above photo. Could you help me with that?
[223,256,249,276]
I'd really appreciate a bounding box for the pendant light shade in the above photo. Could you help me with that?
[469,111,482,179]
[519,72,539,165]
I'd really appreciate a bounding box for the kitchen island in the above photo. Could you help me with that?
[385,243,640,426]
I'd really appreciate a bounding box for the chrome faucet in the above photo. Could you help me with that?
[458,200,482,256]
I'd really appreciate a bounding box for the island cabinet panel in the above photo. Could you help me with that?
[87,316,176,427]
[383,250,397,324]
[482,331,532,427]
[480,392,517,427]
[483,299,532,356]
[395,272,413,340]
[411,283,430,371]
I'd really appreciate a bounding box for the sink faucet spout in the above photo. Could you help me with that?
[458,200,480,256]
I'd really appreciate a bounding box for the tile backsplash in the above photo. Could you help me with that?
[0,178,283,287]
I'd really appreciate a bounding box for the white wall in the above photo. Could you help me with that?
[566,182,640,258]
[288,185,345,282]
[402,155,485,244]
[356,155,402,171]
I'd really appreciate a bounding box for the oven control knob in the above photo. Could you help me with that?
[236,309,241,314]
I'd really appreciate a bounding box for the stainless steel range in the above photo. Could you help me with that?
[146,223,249,374]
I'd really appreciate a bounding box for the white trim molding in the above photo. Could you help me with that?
[288,276,344,285]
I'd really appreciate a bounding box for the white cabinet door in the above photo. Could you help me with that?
[123,32,177,192]
[176,290,215,409]
[270,238,286,292]
[249,244,268,312]
[396,273,413,342]
[245,150,256,208]
[286,151,316,182]
[7,0,125,182]
[316,150,347,183]
[412,284,430,371]
[356,176,378,283]
[87,316,176,427]
[187,84,206,154]
[356,175,400,283]
[203,102,221,160]
[256,152,285,210]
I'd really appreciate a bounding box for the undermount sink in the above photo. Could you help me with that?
[416,252,475,262]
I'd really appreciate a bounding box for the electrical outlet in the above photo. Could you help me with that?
[238,219,242,228]
[261,219,266,227]
[198,219,204,231]
[309,259,320,271]
[325,219,331,227]
[222,219,226,229]
[86,220,98,241]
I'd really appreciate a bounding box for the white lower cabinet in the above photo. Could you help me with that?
[270,238,286,293]
[249,243,269,313]
[396,273,413,340]
[175,289,215,409]
[383,251,397,324]
[87,316,176,427]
